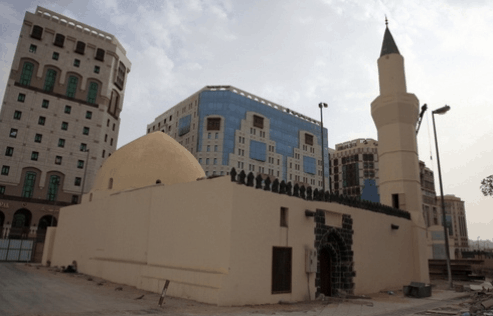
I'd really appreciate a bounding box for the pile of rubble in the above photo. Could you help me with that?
[460,282,493,316]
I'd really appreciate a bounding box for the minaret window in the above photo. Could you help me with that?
[43,69,57,92]
[20,62,34,86]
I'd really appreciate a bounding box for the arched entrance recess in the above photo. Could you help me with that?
[10,208,32,238]
[37,215,57,240]
[315,212,354,297]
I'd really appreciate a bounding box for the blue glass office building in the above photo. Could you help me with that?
[148,86,329,190]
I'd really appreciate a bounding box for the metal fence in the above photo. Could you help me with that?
[0,239,35,262]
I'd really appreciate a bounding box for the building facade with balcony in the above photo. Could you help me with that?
[0,7,131,240]
[146,85,329,190]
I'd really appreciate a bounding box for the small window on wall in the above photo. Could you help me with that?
[305,134,314,146]
[0,186,5,194]
[392,194,399,209]
[207,118,221,131]
[253,115,264,129]
[272,247,292,294]
[280,207,288,227]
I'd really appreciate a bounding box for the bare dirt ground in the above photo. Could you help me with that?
[0,262,479,316]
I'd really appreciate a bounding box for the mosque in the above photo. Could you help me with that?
[42,25,430,306]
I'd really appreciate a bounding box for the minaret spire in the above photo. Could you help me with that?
[380,18,400,57]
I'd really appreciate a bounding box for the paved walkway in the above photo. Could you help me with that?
[0,262,469,316]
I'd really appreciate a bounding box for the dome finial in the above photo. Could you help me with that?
[385,15,388,27]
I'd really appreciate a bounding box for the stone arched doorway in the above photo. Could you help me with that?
[10,208,32,239]
[315,212,354,297]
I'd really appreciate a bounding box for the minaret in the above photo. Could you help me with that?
[371,23,423,225]
[371,22,429,282]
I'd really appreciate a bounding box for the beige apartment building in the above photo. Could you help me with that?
[441,194,469,252]
[0,7,131,241]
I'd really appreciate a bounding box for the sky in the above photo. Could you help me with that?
[1,0,492,241]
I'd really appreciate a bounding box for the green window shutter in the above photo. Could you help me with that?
[66,76,78,98]
[20,62,34,86]
[43,69,57,92]
[87,82,98,104]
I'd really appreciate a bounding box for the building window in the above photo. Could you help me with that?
[83,127,90,135]
[1,166,10,175]
[75,41,85,54]
[18,93,26,102]
[392,194,399,209]
[66,76,78,98]
[47,175,60,201]
[72,195,79,204]
[86,111,92,119]
[61,122,68,130]
[94,66,100,74]
[214,158,217,165]
[42,99,49,108]
[178,115,192,136]
[20,62,34,86]
[54,33,65,47]
[31,25,43,40]
[102,150,105,158]
[13,111,22,120]
[272,247,292,294]
[206,158,209,165]
[112,123,115,131]
[215,133,218,139]
[0,186,5,194]
[21,172,37,198]
[43,69,57,92]
[34,134,42,143]
[214,145,218,152]
[29,44,37,53]
[74,177,82,186]
[280,207,288,227]
[58,139,65,148]
[9,128,18,138]
[77,160,84,169]
[64,105,71,114]
[86,82,98,104]
[5,147,13,157]
[305,134,313,146]
[115,61,126,89]
[252,115,263,129]
[207,145,210,152]
[73,59,80,67]
[31,151,39,161]
[95,48,105,61]
[110,138,113,146]
[207,118,221,131]
[80,143,87,151]
[52,52,59,60]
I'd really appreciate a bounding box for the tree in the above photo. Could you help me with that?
[480,175,493,196]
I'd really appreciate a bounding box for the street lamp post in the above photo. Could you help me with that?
[318,103,328,194]
[432,105,452,289]
[80,149,90,204]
